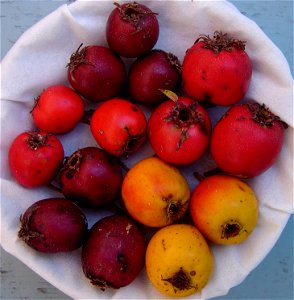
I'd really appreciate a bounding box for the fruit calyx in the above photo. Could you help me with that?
[66,43,93,70]
[26,131,49,150]
[62,150,83,179]
[162,90,206,131]
[196,31,246,54]
[247,102,288,128]
[18,206,44,243]
[221,220,244,239]
[114,2,157,27]
[163,194,186,223]
[161,267,197,291]
[88,274,117,291]
[162,50,182,73]
[122,126,145,157]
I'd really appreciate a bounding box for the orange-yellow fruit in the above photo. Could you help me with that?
[121,157,190,227]
[145,223,214,297]
[190,175,259,244]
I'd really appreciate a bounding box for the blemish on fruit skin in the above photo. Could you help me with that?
[161,239,167,251]
[237,184,246,191]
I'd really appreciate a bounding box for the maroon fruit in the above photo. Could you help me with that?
[210,102,287,178]
[106,2,159,58]
[67,44,127,102]
[82,214,146,290]
[8,131,64,188]
[59,147,123,207]
[128,49,182,106]
[18,198,88,253]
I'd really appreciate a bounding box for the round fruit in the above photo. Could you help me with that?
[106,2,159,58]
[82,214,146,290]
[90,98,147,157]
[190,175,259,244]
[59,147,123,208]
[8,131,64,188]
[210,102,287,178]
[128,50,181,106]
[18,198,88,253]
[148,94,211,165]
[67,44,127,102]
[182,31,252,106]
[121,157,190,227]
[31,85,85,134]
[145,223,214,297]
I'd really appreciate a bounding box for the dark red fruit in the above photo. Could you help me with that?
[148,93,211,165]
[82,214,146,290]
[128,49,182,106]
[67,44,127,102]
[18,198,88,253]
[8,131,64,188]
[90,98,147,157]
[59,147,123,207]
[106,2,159,58]
[31,85,85,134]
[210,102,287,178]
[182,31,252,106]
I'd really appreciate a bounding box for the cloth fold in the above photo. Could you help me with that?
[1,1,293,299]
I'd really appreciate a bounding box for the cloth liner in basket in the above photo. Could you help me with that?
[1,1,293,299]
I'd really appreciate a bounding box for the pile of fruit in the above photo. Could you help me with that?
[7,2,288,298]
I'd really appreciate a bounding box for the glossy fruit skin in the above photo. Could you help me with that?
[59,147,123,208]
[18,198,88,253]
[8,131,64,188]
[190,175,259,245]
[81,214,146,290]
[146,224,214,297]
[121,157,190,227]
[67,45,127,102]
[148,97,211,165]
[31,85,85,134]
[128,50,181,106]
[182,40,252,106]
[90,98,147,157]
[210,103,285,178]
[106,2,159,58]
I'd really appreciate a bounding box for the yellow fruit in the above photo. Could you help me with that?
[190,175,259,244]
[121,157,190,227]
[145,224,214,297]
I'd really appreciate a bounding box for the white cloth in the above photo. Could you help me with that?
[1,1,293,299]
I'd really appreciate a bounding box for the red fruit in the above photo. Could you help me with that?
[90,98,147,157]
[31,85,85,134]
[82,214,146,290]
[182,31,252,106]
[18,198,88,253]
[106,2,159,58]
[148,93,211,165]
[67,44,127,102]
[59,147,123,208]
[210,102,287,178]
[8,131,64,188]
[128,50,182,106]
